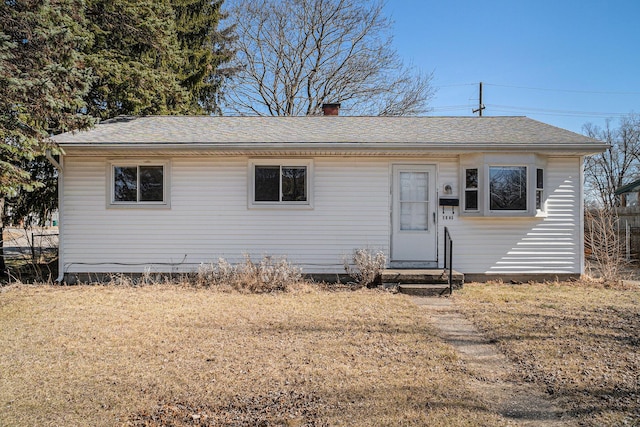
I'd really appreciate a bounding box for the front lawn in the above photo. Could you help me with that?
[455,281,640,426]
[0,285,506,426]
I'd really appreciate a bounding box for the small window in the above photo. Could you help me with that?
[536,168,544,210]
[110,163,168,206]
[250,160,312,207]
[464,168,478,211]
[489,166,527,211]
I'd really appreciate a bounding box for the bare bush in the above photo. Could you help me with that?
[584,208,628,283]
[196,258,236,289]
[196,255,304,293]
[344,248,386,287]
[106,273,136,287]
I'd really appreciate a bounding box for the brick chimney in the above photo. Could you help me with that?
[321,103,341,116]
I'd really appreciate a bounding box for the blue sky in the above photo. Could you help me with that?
[383,0,640,133]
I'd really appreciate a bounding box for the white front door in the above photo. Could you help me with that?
[391,164,437,262]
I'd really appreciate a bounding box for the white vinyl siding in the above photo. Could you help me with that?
[61,155,583,276]
[444,157,581,274]
[61,156,389,274]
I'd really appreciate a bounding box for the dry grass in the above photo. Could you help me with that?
[455,281,640,426]
[0,285,510,426]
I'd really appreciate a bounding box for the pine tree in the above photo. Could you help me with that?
[172,0,236,115]
[83,0,191,119]
[0,0,93,276]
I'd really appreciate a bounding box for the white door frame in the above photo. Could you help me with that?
[390,164,438,266]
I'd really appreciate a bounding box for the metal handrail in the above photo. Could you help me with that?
[443,227,453,295]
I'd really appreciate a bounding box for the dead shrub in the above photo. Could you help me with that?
[196,255,304,293]
[343,248,386,288]
[106,273,136,287]
[584,208,629,284]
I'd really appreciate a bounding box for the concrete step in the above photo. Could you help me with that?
[397,284,452,297]
[382,269,464,286]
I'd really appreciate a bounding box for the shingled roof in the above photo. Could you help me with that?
[53,115,606,154]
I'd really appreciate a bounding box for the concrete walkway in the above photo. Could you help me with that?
[413,297,569,426]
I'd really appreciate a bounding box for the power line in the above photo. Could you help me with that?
[483,82,640,96]
[487,104,629,117]
[435,83,477,89]
[431,81,636,118]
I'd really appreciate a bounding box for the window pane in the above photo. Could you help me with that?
[400,202,428,230]
[536,190,543,210]
[490,166,527,210]
[536,168,544,189]
[114,166,137,202]
[465,169,478,189]
[255,166,280,201]
[400,172,428,201]
[465,190,478,210]
[139,166,164,202]
[282,167,306,201]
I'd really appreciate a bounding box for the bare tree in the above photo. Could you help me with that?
[224,0,434,116]
[583,114,640,208]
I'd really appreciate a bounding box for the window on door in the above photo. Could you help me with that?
[399,171,429,231]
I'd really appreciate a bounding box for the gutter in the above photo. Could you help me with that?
[58,142,610,156]
[45,149,63,171]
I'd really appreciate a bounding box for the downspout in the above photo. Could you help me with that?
[579,156,585,277]
[45,149,62,172]
[45,149,65,283]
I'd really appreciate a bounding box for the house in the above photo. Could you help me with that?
[52,111,607,283]
[614,178,640,207]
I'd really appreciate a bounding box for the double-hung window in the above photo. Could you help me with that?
[249,160,313,208]
[536,168,544,210]
[109,161,170,207]
[464,168,479,212]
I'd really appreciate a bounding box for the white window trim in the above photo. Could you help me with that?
[460,154,546,217]
[106,160,171,209]
[248,159,314,210]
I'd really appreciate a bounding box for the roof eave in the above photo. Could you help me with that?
[58,141,609,155]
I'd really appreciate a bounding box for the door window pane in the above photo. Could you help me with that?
[400,172,428,201]
[401,202,428,230]
[399,171,428,230]
[114,166,137,202]
[490,166,527,211]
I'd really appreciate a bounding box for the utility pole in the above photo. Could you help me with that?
[472,82,485,117]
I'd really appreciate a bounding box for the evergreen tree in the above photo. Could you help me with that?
[0,0,93,276]
[172,0,236,115]
[83,0,191,119]
[1,0,92,194]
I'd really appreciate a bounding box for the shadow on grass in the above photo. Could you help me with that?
[459,291,640,426]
